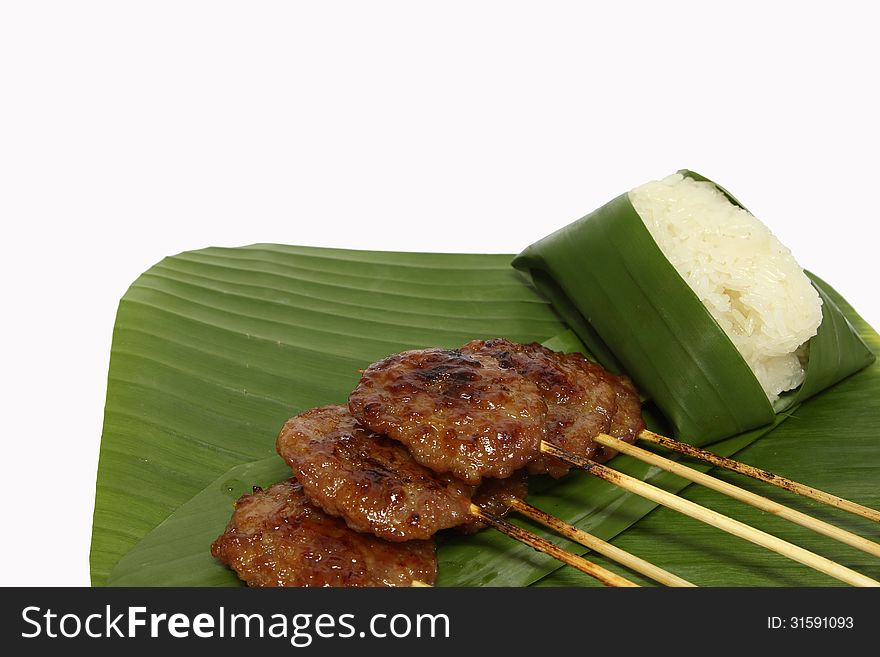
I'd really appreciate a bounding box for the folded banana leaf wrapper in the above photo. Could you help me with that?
[94,178,879,587]
[513,170,875,443]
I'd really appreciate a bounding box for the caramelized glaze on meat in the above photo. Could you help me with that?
[210,480,436,587]
[461,339,645,477]
[602,373,645,457]
[349,348,547,484]
[277,405,474,541]
[458,471,529,534]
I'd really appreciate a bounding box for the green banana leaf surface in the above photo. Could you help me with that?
[93,244,879,587]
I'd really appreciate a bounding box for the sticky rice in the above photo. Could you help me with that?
[628,174,823,402]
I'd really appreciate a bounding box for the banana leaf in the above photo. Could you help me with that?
[93,244,879,587]
[512,172,875,443]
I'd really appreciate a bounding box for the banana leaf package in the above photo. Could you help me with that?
[513,170,875,444]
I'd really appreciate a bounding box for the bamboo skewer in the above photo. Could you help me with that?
[638,430,880,523]
[594,434,880,558]
[411,580,433,587]
[508,497,696,587]
[468,503,639,587]
[539,441,880,587]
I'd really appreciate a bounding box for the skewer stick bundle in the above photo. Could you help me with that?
[468,504,640,588]
[594,434,880,558]
[508,497,695,587]
[539,441,880,588]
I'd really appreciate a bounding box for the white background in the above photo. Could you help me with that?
[2,2,878,586]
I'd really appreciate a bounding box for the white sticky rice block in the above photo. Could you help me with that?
[629,174,822,402]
